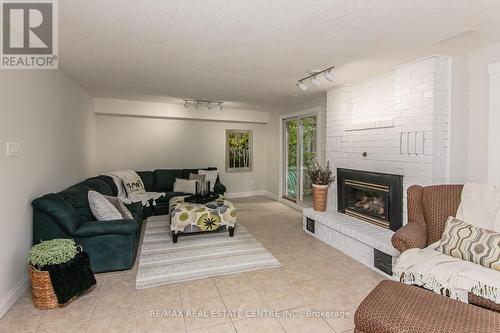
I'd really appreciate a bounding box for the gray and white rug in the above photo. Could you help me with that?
[136,217,281,289]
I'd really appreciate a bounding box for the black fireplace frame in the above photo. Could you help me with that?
[337,168,403,232]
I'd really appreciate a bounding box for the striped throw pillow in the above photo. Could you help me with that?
[438,216,500,271]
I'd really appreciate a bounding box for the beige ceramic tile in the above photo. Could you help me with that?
[213,273,254,296]
[100,274,137,295]
[278,315,335,333]
[183,296,229,330]
[36,320,88,333]
[0,304,44,332]
[137,309,185,332]
[38,296,97,326]
[311,298,356,333]
[280,264,324,283]
[180,279,221,303]
[221,289,268,314]
[260,286,308,311]
[187,322,236,333]
[294,279,346,303]
[232,317,285,333]
[87,314,138,333]
[246,269,290,291]
[138,284,182,310]
[93,290,139,319]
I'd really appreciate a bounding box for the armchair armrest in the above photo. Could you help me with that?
[73,219,137,237]
[391,222,427,253]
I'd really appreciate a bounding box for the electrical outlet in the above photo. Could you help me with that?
[6,142,20,157]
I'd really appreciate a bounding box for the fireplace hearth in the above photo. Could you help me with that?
[337,168,403,231]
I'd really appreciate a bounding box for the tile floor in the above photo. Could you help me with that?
[0,196,386,333]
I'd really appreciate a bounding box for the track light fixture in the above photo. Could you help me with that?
[182,99,225,110]
[297,82,308,92]
[296,65,335,92]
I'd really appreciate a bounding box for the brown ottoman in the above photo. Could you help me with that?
[354,280,500,333]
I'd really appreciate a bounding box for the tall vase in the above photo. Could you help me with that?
[312,184,329,212]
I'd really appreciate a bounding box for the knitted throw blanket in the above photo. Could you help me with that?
[393,242,500,304]
[45,252,96,305]
[107,171,165,207]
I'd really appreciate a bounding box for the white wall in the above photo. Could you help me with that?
[450,42,500,183]
[326,56,450,220]
[94,99,272,196]
[0,71,95,317]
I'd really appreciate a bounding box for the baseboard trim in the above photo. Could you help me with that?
[264,192,279,201]
[278,198,305,211]
[225,190,266,198]
[0,277,29,319]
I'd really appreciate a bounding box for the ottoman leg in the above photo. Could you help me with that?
[229,227,235,237]
[172,232,178,243]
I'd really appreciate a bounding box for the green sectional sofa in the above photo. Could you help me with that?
[32,167,225,273]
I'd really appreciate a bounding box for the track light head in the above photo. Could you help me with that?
[297,82,308,92]
[324,69,335,82]
[184,100,190,108]
[311,76,321,87]
[207,102,213,110]
[218,102,224,110]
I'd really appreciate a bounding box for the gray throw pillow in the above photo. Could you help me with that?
[105,196,134,220]
[88,191,123,221]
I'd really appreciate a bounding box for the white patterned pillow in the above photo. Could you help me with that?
[121,170,146,196]
[88,191,122,221]
[438,216,500,271]
[198,170,218,192]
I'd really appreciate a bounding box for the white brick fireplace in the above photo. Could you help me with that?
[304,56,450,275]
[327,56,450,219]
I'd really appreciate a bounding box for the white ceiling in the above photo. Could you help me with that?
[60,0,500,111]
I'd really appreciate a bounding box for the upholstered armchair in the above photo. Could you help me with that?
[392,184,500,312]
[392,184,463,252]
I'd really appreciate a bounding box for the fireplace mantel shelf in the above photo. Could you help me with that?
[303,208,400,257]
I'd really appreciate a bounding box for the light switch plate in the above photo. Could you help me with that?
[6,142,20,157]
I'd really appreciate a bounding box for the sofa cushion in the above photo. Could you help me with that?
[181,169,199,179]
[32,193,84,235]
[438,217,500,271]
[137,171,154,192]
[73,220,137,237]
[84,176,116,196]
[60,184,95,222]
[154,169,183,192]
[125,202,143,222]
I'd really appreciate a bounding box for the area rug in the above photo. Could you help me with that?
[136,216,281,289]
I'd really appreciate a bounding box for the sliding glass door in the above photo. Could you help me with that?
[283,114,317,205]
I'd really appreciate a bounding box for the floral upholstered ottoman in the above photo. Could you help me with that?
[169,196,237,243]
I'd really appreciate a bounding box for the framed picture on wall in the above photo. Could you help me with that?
[226,129,253,172]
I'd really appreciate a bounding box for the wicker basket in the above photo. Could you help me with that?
[28,265,59,310]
